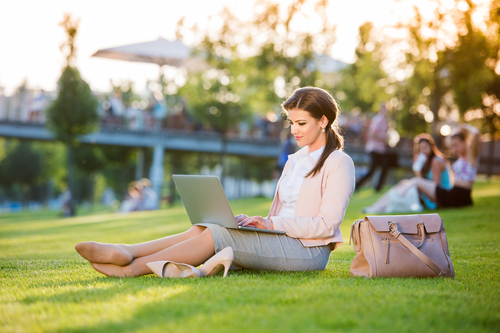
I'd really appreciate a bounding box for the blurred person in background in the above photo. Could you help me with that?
[120,179,158,212]
[355,103,389,192]
[109,90,125,116]
[136,178,158,210]
[399,125,481,208]
[119,181,142,213]
[412,134,452,209]
[362,133,452,214]
[61,188,73,217]
[275,130,296,177]
[29,89,46,123]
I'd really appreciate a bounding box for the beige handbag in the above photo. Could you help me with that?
[349,214,455,278]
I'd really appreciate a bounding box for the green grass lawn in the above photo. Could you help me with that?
[1,181,500,333]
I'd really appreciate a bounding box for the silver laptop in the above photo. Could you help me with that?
[172,174,285,234]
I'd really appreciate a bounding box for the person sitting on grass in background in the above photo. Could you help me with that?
[398,124,481,208]
[412,134,452,209]
[361,133,452,214]
[74,87,355,278]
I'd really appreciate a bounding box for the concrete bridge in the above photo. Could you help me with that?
[2,121,497,202]
[0,121,415,166]
[0,121,286,199]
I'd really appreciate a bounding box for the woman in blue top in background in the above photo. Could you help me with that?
[412,134,451,209]
[362,133,451,213]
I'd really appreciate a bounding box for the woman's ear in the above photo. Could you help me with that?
[321,115,328,128]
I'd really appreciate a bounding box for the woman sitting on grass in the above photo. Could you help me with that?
[413,134,452,210]
[399,124,481,208]
[362,133,452,214]
[75,87,355,278]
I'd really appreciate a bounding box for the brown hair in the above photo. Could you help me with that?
[450,128,468,142]
[413,133,449,176]
[281,87,343,177]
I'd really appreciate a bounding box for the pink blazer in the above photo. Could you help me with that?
[268,148,355,250]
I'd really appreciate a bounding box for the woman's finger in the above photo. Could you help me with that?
[240,217,257,227]
[235,214,248,224]
[247,216,265,229]
[238,216,248,226]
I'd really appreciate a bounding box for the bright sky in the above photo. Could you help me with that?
[0,0,457,94]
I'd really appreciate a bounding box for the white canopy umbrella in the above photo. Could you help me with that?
[92,38,208,208]
[92,38,207,71]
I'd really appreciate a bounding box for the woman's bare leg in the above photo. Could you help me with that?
[90,227,216,277]
[75,225,206,265]
[364,180,406,213]
[400,177,438,201]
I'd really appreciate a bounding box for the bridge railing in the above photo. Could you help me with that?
[0,87,283,140]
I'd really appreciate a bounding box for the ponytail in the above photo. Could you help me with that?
[306,124,343,178]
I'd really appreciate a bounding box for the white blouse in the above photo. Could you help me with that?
[278,145,325,217]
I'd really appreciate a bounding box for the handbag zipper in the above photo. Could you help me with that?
[384,238,390,264]
[384,237,434,243]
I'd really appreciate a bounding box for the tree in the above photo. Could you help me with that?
[449,0,500,176]
[45,13,98,215]
[392,3,455,137]
[0,141,42,203]
[176,0,338,180]
[245,0,337,112]
[336,22,391,113]
[179,59,252,182]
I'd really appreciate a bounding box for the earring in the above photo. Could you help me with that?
[322,128,325,133]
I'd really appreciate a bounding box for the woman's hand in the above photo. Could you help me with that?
[235,214,274,230]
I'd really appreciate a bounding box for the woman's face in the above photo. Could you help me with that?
[450,137,466,156]
[287,108,327,150]
[419,141,432,157]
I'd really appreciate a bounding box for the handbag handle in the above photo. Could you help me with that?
[389,221,446,277]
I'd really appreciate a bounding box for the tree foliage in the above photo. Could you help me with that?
[336,22,390,113]
[177,0,337,117]
[175,0,339,181]
[45,66,98,145]
[44,13,98,215]
[391,3,456,136]
[449,0,500,139]
[180,60,251,136]
[0,141,42,188]
[246,0,336,112]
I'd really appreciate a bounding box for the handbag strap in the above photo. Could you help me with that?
[389,221,446,277]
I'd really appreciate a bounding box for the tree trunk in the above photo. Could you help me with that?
[430,75,441,138]
[135,148,144,180]
[487,115,495,179]
[169,152,179,206]
[67,144,76,216]
[219,133,227,187]
[89,173,96,205]
[238,157,245,199]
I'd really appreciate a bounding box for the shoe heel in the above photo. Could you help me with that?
[221,260,231,278]
[199,247,234,277]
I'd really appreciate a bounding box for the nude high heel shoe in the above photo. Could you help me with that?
[146,261,202,278]
[199,247,234,278]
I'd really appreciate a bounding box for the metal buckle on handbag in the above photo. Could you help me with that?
[388,221,400,237]
[416,222,425,248]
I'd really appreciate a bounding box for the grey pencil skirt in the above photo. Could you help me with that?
[198,223,331,271]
